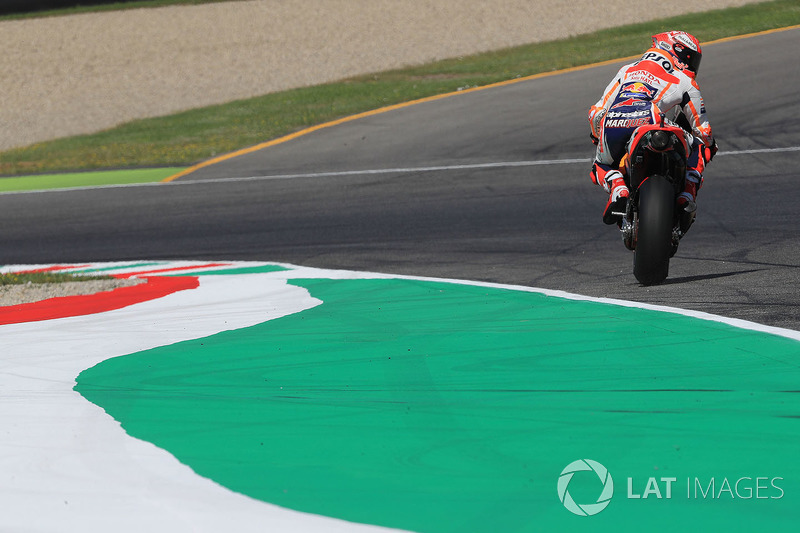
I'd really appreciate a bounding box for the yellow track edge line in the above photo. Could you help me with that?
[161,23,800,184]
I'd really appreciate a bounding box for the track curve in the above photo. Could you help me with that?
[1,28,798,329]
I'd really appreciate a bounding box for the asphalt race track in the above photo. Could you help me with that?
[1,28,798,331]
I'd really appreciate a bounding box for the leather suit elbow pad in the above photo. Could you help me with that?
[589,106,607,139]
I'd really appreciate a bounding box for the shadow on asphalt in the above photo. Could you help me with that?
[659,268,764,285]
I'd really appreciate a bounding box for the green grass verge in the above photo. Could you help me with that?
[0,167,186,193]
[1,0,798,178]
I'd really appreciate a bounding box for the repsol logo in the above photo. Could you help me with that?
[641,52,674,73]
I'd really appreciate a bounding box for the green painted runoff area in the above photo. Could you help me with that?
[0,167,185,192]
[178,264,289,276]
[76,277,800,532]
[72,263,286,276]
[70,262,166,273]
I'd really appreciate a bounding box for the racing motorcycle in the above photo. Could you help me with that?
[612,113,695,285]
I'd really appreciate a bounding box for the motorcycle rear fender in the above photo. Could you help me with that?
[627,123,690,155]
[625,124,689,192]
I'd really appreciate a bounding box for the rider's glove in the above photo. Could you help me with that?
[702,139,718,163]
[590,133,599,146]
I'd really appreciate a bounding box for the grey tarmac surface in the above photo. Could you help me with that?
[0,29,798,330]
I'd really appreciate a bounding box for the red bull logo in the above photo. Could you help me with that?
[623,82,654,97]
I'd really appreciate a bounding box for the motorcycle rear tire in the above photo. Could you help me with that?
[633,175,674,285]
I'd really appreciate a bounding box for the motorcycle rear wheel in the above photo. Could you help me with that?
[633,175,674,285]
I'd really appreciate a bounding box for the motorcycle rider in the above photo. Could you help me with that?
[588,31,717,225]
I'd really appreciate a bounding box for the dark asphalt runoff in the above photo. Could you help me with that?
[1,28,798,330]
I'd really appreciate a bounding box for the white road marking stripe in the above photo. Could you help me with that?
[185,158,593,184]
[714,146,800,156]
[2,146,799,196]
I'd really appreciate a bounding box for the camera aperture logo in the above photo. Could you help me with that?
[557,459,614,516]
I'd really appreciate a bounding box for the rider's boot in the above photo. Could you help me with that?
[677,170,702,233]
[677,170,702,212]
[602,171,629,225]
